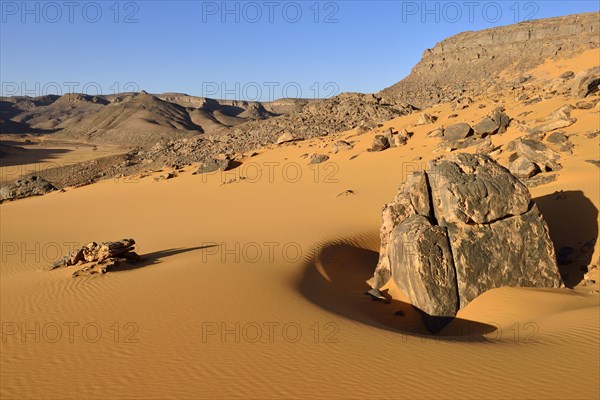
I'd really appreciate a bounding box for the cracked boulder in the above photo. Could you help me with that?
[370,153,562,331]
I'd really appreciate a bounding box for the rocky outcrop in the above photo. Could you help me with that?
[370,153,562,331]
[0,176,56,202]
[529,105,577,134]
[382,12,599,108]
[572,66,600,98]
[50,239,141,277]
[194,156,232,174]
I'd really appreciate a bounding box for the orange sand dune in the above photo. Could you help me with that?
[1,51,599,399]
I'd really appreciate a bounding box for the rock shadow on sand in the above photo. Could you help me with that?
[112,245,218,272]
[298,241,498,342]
[535,190,598,287]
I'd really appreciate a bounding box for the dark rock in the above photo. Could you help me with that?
[195,157,232,174]
[510,156,541,179]
[473,117,500,136]
[276,132,295,144]
[337,189,355,197]
[0,176,56,202]
[522,173,558,188]
[546,131,568,144]
[331,140,353,153]
[443,123,473,141]
[415,113,437,125]
[572,66,600,98]
[586,131,600,139]
[529,105,576,134]
[514,139,562,171]
[575,101,595,109]
[585,160,600,168]
[369,135,390,152]
[389,215,459,326]
[309,154,329,164]
[491,108,511,134]
[369,153,562,330]
[560,71,575,79]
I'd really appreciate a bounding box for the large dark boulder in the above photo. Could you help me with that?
[369,153,562,331]
[443,123,472,141]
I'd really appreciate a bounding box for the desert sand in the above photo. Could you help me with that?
[1,50,599,400]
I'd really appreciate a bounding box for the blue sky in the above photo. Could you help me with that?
[1,1,598,100]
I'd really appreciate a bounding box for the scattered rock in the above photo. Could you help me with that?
[443,123,472,141]
[276,132,295,144]
[427,128,444,138]
[575,101,595,109]
[559,71,575,80]
[0,176,56,202]
[474,137,496,154]
[546,131,568,144]
[490,108,511,134]
[572,66,600,98]
[415,112,437,125]
[514,139,562,171]
[510,156,541,179]
[368,135,390,152]
[586,131,599,139]
[385,128,412,147]
[585,160,600,168]
[522,173,558,188]
[154,172,176,181]
[309,154,329,164]
[529,104,577,133]
[452,97,473,110]
[331,140,353,154]
[473,117,500,136]
[337,190,355,197]
[523,97,542,106]
[194,157,232,174]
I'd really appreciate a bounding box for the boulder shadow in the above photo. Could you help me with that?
[534,190,598,287]
[297,241,498,342]
[113,245,218,272]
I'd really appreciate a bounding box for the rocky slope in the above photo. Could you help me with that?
[382,12,600,108]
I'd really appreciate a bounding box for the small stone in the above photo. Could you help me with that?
[309,154,329,164]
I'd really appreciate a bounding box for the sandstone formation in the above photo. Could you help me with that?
[369,153,562,331]
[50,239,140,277]
[382,12,599,108]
